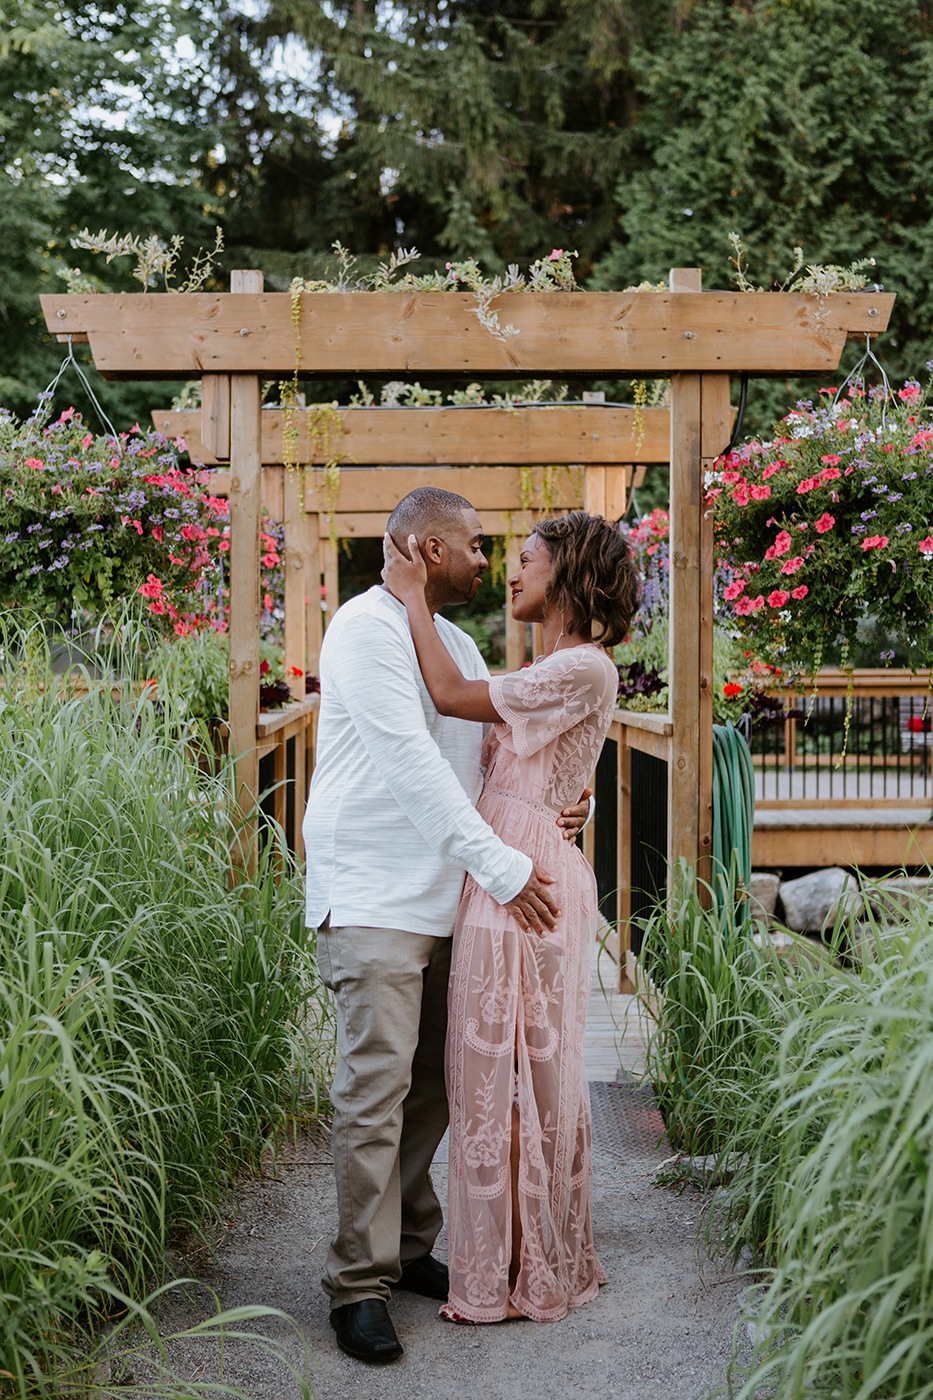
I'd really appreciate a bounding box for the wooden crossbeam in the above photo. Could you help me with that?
[203,464,587,517]
[46,289,894,378]
[152,404,670,466]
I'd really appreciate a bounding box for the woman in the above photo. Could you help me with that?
[383,511,640,1325]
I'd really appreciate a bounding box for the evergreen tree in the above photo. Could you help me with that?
[596,0,933,419]
[0,0,239,423]
[258,0,668,276]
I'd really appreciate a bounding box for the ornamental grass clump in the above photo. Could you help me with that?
[641,862,844,1163]
[724,901,933,1400]
[711,377,933,677]
[0,621,334,1396]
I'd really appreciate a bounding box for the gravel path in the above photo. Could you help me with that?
[140,1084,749,1400]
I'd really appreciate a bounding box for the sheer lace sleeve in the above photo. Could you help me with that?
[488,647,618,759]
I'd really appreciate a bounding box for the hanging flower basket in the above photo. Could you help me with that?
[710,377,933,678]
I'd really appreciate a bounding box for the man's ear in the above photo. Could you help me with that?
[421,533,445,564]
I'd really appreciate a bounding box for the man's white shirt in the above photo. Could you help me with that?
[303,586,533,936]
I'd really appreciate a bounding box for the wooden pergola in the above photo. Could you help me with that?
[151,401,667,672]
[43,270,894,917]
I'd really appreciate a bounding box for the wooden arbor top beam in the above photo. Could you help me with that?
[151,404,670,467]
[43,290,894,378]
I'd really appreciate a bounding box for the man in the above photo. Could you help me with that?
[303,487,591,1364]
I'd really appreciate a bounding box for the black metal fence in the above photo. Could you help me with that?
[751,692,931,805]
[628,750,669,956]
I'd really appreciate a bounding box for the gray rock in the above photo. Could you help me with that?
[752,928,795,955]
[860,875,933,922]
[779,867,855,934]
[748,872,780,929]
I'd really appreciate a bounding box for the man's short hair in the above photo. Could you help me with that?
[386,487,474,546]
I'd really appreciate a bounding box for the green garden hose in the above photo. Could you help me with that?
[711,721,755,933]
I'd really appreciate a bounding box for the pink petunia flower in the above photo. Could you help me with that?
[548,249,564,260]
[791,585,809,600]
[780,557,804,575]
[735,594,765,616]
[861,535,890,551]
[820,454,842,466]
[24,457,43,470]
[138,574,163,599]
[814,513,835,534]
[767,590,791,608]
[773,530,792,556]
[899,383,921,401]
[819,466,841,483]
[749,484,771,501]
[724,579,747,601]
[918,537,933,555]
[796,477,819,494]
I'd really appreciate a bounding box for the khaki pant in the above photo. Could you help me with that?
[317,923,452,1308]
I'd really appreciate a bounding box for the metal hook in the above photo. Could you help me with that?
[832,333,893,434]
[24,337,120,445]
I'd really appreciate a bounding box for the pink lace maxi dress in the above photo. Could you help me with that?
[445,643,619,1323]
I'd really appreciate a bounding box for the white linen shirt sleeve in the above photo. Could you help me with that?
[329,611,532,905]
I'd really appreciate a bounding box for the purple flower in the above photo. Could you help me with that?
[5,532,17,542]
[852,524,868,534]
[860,510,877,521]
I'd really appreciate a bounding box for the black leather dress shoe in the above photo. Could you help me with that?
[396,1254,449,1300]
[330,1299,403,1364]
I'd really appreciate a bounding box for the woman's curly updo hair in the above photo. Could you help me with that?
[533,512,640,649]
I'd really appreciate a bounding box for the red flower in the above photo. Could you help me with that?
[723,682,743,698]
[138,574,163,599]
[814,513,835,534]
[767,590,790,609]
[796,477,819,494]
[861,535,889,551]
[791,585,809,600]
[780,557,804,575]
[259,659,270,676]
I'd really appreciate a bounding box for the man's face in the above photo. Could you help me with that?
[432,507,489,607]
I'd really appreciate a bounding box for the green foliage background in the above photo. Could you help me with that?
[4,0,933,431]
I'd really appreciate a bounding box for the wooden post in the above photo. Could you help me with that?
[201,374,231,460]
[283,468,308,700]
[667,268,706,888]
[227,270,264,871]
[321,534,339,630]
[305,507,324,677]
[505,535,525,671]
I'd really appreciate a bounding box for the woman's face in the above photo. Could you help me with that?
[508,532,553,623]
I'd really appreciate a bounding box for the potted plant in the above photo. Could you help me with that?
[710,377,933,679]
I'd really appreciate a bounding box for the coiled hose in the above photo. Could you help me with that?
[711,721,755,932]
